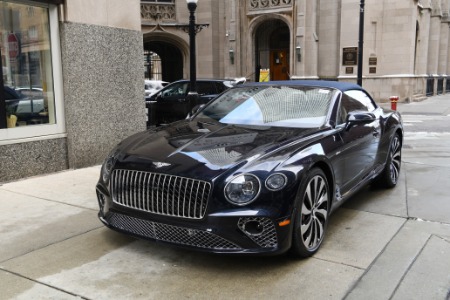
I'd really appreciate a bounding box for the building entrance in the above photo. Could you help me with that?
[144,41,183,83]
[255,19,290,81]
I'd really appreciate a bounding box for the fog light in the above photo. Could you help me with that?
[244,220,264,236]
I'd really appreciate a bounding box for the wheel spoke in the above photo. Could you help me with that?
[305,184,313,210]
[315,208,328,220]
[311,218,323,247]
[302,221,312,245]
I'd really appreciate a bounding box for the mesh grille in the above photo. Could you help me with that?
[107,213,241,250]
[111,169,210,219]
[237,217,278,248]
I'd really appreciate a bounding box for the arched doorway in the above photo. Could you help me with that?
[144,41,183,83]
[255,19,290,81]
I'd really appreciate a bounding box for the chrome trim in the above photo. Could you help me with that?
[110,169,211,219]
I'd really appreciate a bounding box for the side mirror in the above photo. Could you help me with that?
[345,111,376,130]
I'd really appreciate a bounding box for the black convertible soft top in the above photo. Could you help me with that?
[242,80,363,92]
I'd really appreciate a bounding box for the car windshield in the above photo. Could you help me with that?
[195,85,337,128]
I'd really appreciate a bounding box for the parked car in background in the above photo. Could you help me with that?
[97,80,403,257]
[145,79,241,127]
[145,80,168,98]
[3,86,48,125]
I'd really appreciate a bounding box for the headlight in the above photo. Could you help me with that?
[225,174,260,206]
[101,148,120,183]
[265,173,287,191]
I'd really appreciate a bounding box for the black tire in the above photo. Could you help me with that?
[290,168,330,258]
[376,133,402,188]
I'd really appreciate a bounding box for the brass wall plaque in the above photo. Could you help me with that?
[369,57,377,65]
[343,47,358,65]
[345,67,354,74]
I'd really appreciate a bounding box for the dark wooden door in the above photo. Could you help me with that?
[270,50,289,81]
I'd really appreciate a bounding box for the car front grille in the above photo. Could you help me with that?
[111,169,210,219]
[107,212,241,250]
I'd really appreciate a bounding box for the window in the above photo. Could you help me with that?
[215,82,228,94]
[161,82,188,99]
[0,1,64,143]
[144,50,162,81]
[197,82,215,95]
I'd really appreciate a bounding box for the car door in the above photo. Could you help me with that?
[335,90,381,193]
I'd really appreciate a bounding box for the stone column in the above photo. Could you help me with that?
[427,5,441,75]
[304,0,319,78]
[318,0,340,79]
[415,7,431,75]
[438,17,449,75]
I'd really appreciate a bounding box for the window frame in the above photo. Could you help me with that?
[0,3,66,145]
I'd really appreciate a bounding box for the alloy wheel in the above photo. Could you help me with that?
[300,174,329,251]
[390,135,401,184]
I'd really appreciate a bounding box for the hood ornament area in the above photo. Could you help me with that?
[152,162,171,169]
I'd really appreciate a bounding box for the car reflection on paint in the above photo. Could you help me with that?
[96,80,403,257]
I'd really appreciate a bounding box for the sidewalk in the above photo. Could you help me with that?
[1,95,450,299]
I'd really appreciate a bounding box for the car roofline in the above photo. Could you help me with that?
[240,80,363,92]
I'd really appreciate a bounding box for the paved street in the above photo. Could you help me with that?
[1,96,450,300]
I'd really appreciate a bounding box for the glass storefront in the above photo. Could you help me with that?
[0,0,64,143]
[1,1,57,130]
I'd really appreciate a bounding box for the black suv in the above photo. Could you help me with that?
[145,79,240,127]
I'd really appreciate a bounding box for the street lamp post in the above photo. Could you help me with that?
[357,0,365,87]
[187,0,198,103]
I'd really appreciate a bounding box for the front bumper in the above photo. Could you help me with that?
[97,187,293,255]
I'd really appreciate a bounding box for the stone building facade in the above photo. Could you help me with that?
[142,0,450,102]
[1,0,449,182]
[1,0,145,182]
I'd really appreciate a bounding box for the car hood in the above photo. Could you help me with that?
[115,120,323,180]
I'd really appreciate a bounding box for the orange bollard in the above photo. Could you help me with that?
[390,96,399,110]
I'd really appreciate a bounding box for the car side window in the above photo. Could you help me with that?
[337,90,376,124]
[161,82,188,99]
[197,82,215,95]
[215,82,228,94]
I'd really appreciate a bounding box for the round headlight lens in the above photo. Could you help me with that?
[102,148,120,183]
[225,174,260,206]
[265,173,287,191]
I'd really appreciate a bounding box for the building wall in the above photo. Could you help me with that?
[0,138,68,182]
[61,0,145,169]
[60,22,146,168]
[0,0,145,182]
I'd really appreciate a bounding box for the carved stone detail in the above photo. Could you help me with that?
[141,3,176,22]
[249,0,292,10]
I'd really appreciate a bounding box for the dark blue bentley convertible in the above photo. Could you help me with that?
[96,80,403,257]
